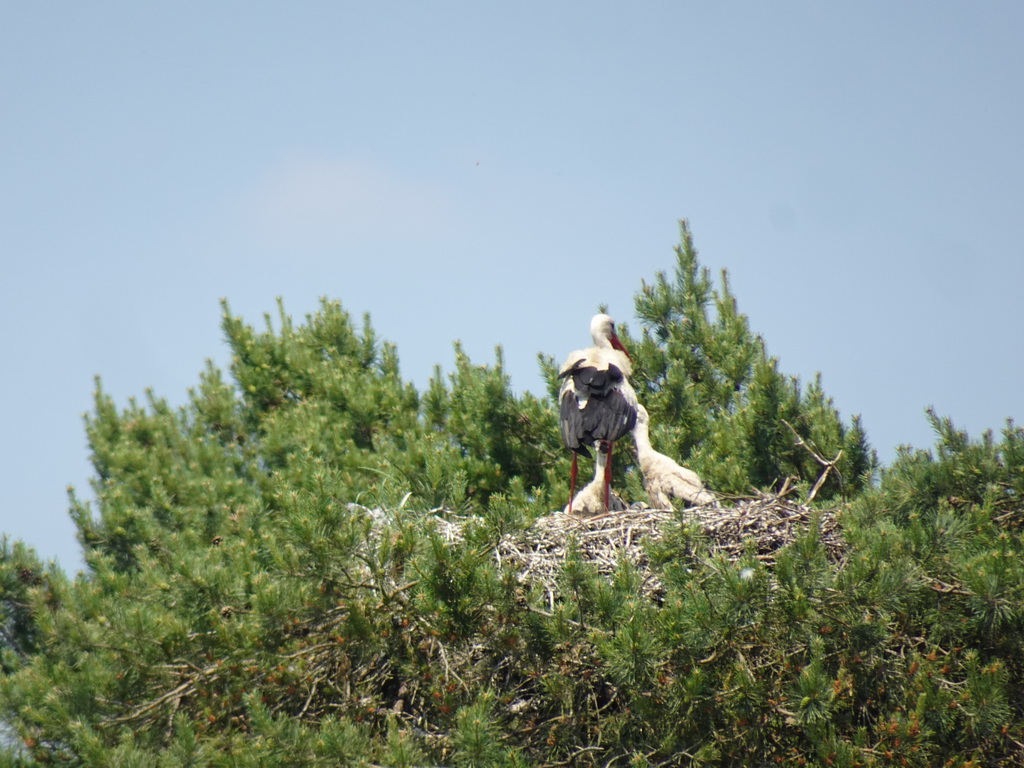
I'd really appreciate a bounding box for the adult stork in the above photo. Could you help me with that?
[632,404,717,508]
[558,313,638,515]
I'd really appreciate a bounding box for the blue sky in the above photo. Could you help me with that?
[2,3,1022,574]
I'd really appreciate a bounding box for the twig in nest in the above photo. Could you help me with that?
[299,676,321,717]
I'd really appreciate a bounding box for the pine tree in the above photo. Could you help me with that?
[622,220,877,501]
[3,225,1022,766]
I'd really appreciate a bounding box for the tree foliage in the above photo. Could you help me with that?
[620,221,876,501]
[2,223,1022,766]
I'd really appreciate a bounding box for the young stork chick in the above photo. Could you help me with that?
[632,404,717,508]
[562,445,627,517]
[558,314,638,515]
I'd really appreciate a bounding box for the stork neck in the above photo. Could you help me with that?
[633,422,653,455]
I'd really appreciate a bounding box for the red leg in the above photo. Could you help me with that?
[603,441,613,511]
[568,453,578,515]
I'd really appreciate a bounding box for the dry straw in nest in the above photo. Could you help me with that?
[434,494,844,600]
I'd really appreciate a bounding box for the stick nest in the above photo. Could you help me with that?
[435,496,844,599]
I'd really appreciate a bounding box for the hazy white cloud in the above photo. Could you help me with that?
[235,156,452,247]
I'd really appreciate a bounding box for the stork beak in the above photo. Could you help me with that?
[610,333,632,361]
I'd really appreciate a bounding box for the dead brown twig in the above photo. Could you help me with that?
[782,419,844,503]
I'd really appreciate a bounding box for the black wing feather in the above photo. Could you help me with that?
[559,362,635,454]
[579,387,636,444]
[558,389,591,457]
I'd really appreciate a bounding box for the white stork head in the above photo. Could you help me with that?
[590,314,631,360]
